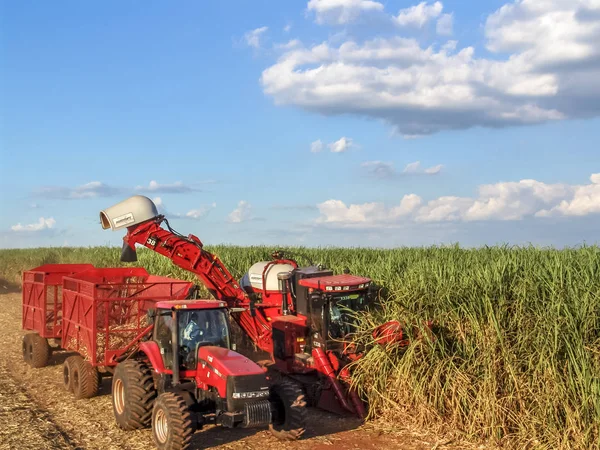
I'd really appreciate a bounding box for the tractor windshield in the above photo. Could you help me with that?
[179,309,230,369]
[154,308,230,371]
[328,292,370,340]
[179,309,230,350]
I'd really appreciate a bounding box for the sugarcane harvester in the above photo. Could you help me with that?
[101,196,407,438]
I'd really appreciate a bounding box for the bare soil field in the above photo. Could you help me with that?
[0,287,456,450]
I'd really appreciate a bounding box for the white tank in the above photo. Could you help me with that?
[241,261,294,292]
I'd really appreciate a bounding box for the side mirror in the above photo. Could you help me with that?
[147,308,156,322]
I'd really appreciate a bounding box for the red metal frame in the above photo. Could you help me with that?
[22,264,94,338]
[61,267,193,368]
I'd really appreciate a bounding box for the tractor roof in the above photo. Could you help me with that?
[298,274,371,292]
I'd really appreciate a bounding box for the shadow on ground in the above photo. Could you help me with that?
[188,408,362,450]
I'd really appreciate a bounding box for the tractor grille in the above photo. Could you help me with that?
[242,400,271,428]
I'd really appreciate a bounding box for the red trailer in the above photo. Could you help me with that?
[22,265,194,399]
[22,264,94,367]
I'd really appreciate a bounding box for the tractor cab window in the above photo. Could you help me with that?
[328,293,368,340]
[178,309,230,369]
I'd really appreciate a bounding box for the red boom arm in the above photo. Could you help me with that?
[123,217,274,353]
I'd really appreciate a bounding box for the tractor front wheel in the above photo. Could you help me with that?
[268,378,307,440]
[152,392,193,450]
[112,360,156,430]
[22,333,51,368]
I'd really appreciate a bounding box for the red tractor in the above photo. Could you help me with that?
[113,298,276,449]
[101,196,408,440]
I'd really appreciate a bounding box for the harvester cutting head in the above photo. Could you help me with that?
[100,195,161,263]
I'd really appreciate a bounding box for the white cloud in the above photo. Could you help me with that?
[394,1,443,27]
[135,180,195,194]
[316,173,600,228]
[284,23,292,33]
[276,39,302,50]
[403,161,443,175]
[361,161,396,178]
[11,217,56,232]
[307,0,384,25]
[244,26,268,49]
[537,173,600,217]
[403,161,422,174]
[152,196,165,214]
[436,13,453,35]
[155,197,216,220]
[317,194,422,226]
[37,181,122,199]
[228,201,252,223]
[311,139,324,153]
[424,164,443,175]
[186,203,217,219]
[362,160,443,177]
[328,136,354,152]
[261,1,600,136]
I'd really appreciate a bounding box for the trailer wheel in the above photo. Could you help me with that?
[63,356,78,393]
[22,333,51,368]
[112,360,156,430]
[71,356,100,399]
[152,392,193,450]
[268,378,307,440]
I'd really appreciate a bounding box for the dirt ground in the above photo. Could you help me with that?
[0,286,459,450]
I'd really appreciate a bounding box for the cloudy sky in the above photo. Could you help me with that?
[1,0,599,248]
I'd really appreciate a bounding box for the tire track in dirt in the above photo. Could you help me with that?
[0,364,78,450]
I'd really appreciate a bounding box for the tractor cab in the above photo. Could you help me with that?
[294,272,374,352]
[152,300,230,373]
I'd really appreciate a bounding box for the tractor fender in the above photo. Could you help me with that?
[139,341,167,373]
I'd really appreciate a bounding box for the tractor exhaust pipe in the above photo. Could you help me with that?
[278,272,292,316]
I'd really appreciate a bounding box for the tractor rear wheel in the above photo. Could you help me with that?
[71,356,100,399]
[22,333,51,368]
[112,360,156,430]
[152,392,193,450]
[268,378,307,440]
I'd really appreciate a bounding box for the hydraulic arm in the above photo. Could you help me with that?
[122,217,274,353]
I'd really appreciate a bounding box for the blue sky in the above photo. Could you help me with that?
[1,0,599,248]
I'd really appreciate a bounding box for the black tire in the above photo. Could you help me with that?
[23,333,51,368]
[152,392,193,450]
[71,356,100,399]
[112,360,157,430]
[22,334,33,365]
[269,378,307,440]
[63,356,78,393]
